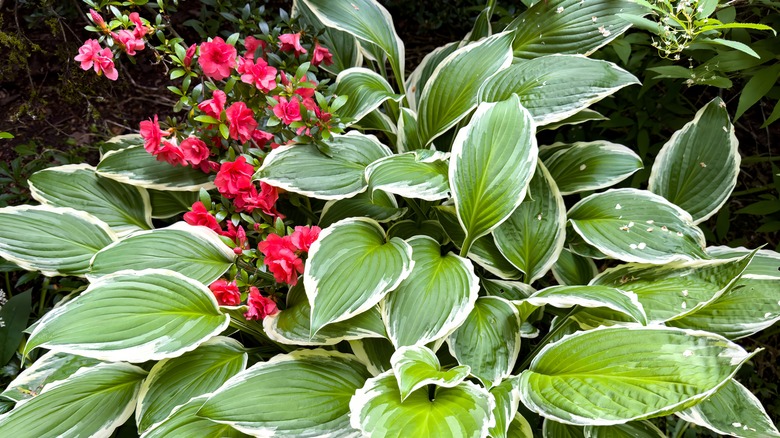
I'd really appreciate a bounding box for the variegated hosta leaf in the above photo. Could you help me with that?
[676,379,780,438]
[88,222,235,285]
[365,150,451,201]
[507,0,645,58]
[480,56,639,126]
[518,326,754,425]
[405,41,460,112]
[540,141,643,195]
[447,296,522,389]
[544,419,585,438]
[319,188,406,227]
[397,107,421,151]
[0,205,116,277]
[28,164,152,237]
[568,188,708,263]
[305,218,413,334]
[255,132,391,200]
[417,32,514,146]
[649,98,739,224]
[100,133,144,155]
[349,337,395,376]
[382,236,479,348]
[292,0,363,76]
[300,0,405,87]
[523,285,647,325]
[386,219,448,243]
[135,337,247,433]
[24,269,230,362]
[706,245,780,279]
[148,189,197,219]
[264,283,386,346]
[583,254,752,326]
[482,278,535,301]
[539,109,608,132]
[450,95,538,255]
[390,345,470,401]
[584,421,666,437]
[141,395,249,438]
[493,161,565,283]
[489,377,522,438]
[0,351,102,402]
[97,145,214,191]
[335,67,401,124]
[552,248,599,286]
[199,349,371,437]
[0,362,146,438]
[349,370,496,438]
[508,414,535,438]
[354,108,397,135]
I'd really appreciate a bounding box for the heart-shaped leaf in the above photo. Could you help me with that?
[390,345,470,401]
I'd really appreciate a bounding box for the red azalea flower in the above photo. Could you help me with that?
[239,58,277,92]
[272,96,302,125]
[243,36,266,60]
[183,43,197,69]
[278,32,307,56]
[226,101,258,143]
[128,12,150,39]
[180,137,210,165]
[312,44,333,66]
[214,156,255,197]
[258,234,304,285]
[139,114,169,154]
[156,140,187,166]
[112,29,144,56]
[294,77,317,99]
[252,129,274,148]
[234,182,281,217]
[244,287,279,320]
[198,37,237,81]
[197,89,226,120]
[290,225,321,253]
[209,279,242,306]
[183,201,221,233]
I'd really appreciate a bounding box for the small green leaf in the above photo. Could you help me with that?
[735,64,780,120]
[0,291,31,365]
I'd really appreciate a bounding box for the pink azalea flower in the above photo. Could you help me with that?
[139,114,169,154]
[179,137,210,165]
[209,279,241,306]
[239,58,277,92]
[183,43,197,69]
[183,201,221,233]
[234,182,281,217]
[258,234,304,285]
[197,89,226,120]
[156,140,187,166]
[312,44,333,66]
[89,9,107,30]
[243,36,266,60]
[198,37,237,81]
[290,225,321,253]
[225,101,258,143]
[293,77,317,99]
[74,39,118,80]
[252,129,274,148]
[272,96,302,125]
[244,287,279,320]
[112,29,145,56]
[128,12,150,39]
[214,156,254,198]
[278,32,307,56]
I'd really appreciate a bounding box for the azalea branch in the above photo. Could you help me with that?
[236,258,276,283]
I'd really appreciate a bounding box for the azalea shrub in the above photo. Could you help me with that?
[0,0,779,437]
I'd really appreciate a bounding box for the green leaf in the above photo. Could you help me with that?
[136,337,247,433]
[480,56,639,126]
[568,188,707,263]
[0,205,116,277]
[541,141,643,195]
[0,351,102,402]
[141,394,249,438]
[489,377,522,438]
[0,362,146,437]
[25,269,229,362]
[507,0,645,58]
[649,98,740,224]
[305,218,413,334]
[148,189,198,219]
[319,188,406,227]
[89,222,235,285]
[365,150,451,201]
[518,326,754,425]
[735,64,780,120]
[447,296,522,388]
[335,67,401,124]
[0,291,30,365]
[493,161,566,282]
[524,285,647,325]
[450,95,538,255]
[706,245,780,279]
[677,379,780,438]
[538,109,607,132]
[294,0,363,75]
[386,219,448,243]
[349,337,394,375]
[544,419,585,437]
[381,236,479,348]
[552,249,599,286]
[29,164,152,237]
[350,371,495,438]
[417,32,514,146]
[100,133,144,155]
[508,414,535,438]
[699,38,760,58]
[482,279,535,301]
[255,132,391,200]
[199,349,371,437]
[584,421,666,437]
[405,41,461,112]
[390,345,470,401]
[301,0,405,88]
[97,145,214,191]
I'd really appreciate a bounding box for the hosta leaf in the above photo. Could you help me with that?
[264,283,386,345]
[386,219,448,243]
[417,32,514,146]
[301,0,404,87]
[88,222,235,285]
[508,414,535,438]
[539,109,608,132]
[523,285,647,325]
[0,205,116,277]
[25,269,229,362]
[706,245,780,279]
[293,0,362,75]
[397,107,421,152]
[649,97,740,224]
[28,164,152,236]
[97,145,214,191]
[1,351,101,402]
[255,132,391,200]
[450,95,538,255]
[489,377,522,438]
[544,419,585,438]
[354,108,397,135]
[568,188,707,263]
[365,150,451,201]
[335,67,401,124]
[305,218,413,334]
[390,345,470,401]
[584,421,666,437]
[552,248,599,286]
[507,0,644,58]
[405,41,461,112]
[518,326,754,425]
[0,362,146,438]
[319,188,406,227]
[482,279,535,301]
[100,133,144,155]
[493,161,565,282]
[447,296,522,388]
[480,56,639,126]
[0,290,30,365]
[148,189,197,219]
[350,371,495,438]
[141,395,248,438]
[349,337,394,375]
[135,337,247,432]
[676,379,780,438]
[199,349,371,437]
[541,141,643,195]
[382,236,479,348]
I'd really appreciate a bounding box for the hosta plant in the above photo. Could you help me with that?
[1,0,779,437]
